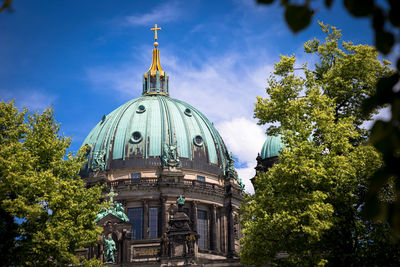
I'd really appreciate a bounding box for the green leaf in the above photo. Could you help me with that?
[324,0,334,8]
[372,7,385,31]
[362,73,399,114]
[375,29,395,55]
[244,23,394,266]
[257,0,275,4]
[388,0,400,26]
[344,0,374,17]
[284,4,313,33]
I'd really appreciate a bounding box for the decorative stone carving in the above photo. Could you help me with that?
[225,151,237,180]
[92,149,106,172]
[95,208,132,264]
[165,196,198,261]
[177,195,185,206]
[255,153,264,172]
[160,232,170,257]
[95,188,129,223]
[237,177,245,193]
[162,143,181,167]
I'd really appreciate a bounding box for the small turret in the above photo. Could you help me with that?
[143,24,169,96]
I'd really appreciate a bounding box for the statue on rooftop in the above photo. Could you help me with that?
[92,149,106,172]
[162,142,181,167]
[226,151,237,180]
[104,234,116,263]
[95,187,129,223]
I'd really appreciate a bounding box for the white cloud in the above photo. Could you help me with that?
[125,1,183,26]
[237,166,257,194]
[216,117,266,194]
[165,51,273,123]
[87,65,142,98]
[0,88,57,111]
[216,117,266,164]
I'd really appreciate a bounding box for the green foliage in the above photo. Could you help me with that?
[257,0,400,236]
[80,257,106,267]
[0,0,12,13]
[240,24,398,266]
[0,100,103,266]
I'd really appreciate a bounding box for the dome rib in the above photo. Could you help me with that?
[82,95,230,175]
[168,99,191,159]
[157,95,167,155]
[112,99,139,161]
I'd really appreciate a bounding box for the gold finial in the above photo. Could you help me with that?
[151,24,162,47]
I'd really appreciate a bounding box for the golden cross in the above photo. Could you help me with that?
[151,24,162,41]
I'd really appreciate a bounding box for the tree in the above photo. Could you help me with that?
[0,100,103,266]
[240,23,397,266]
[256,0,400,235]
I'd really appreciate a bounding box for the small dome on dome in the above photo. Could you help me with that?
[260,135,284,159]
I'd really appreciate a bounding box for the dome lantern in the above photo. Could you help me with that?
[143,24,169,96]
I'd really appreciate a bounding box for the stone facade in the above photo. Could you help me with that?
[80,165,243,266]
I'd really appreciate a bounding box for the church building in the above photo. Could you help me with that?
[79,25,244,266]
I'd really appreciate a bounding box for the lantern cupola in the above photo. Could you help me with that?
[142,24,169,96]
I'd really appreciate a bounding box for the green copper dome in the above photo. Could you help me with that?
[260,135,284,159]
[82,95,230,175]
[81,32,232,176]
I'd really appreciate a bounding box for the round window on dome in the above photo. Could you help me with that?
[184,108,192,117]
[193,135,203,147]
[136,105,146,113]
[130,131,143,143]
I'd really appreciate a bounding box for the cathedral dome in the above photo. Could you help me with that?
[81,30,230,177]
[80,26,244,265]
[260,135,283,159]
[81,95,229,175]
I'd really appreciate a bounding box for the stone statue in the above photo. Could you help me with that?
[162,143,181,167]
[92,150,106,172]
[95,207,108,222]
[237,177,245,192]
[104,234,117,263]
[186,234,196,255]
[114,202,130,222]
[177,195,185,206]
[161,232,170,257]
[225,151,237,179]
[95,188,129,223]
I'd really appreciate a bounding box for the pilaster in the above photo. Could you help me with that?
[143,200,149,239]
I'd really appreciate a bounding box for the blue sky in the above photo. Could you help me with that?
[1,0,376,193]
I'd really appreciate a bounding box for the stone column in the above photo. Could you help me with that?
[143,200,149,239]
[227,204,235,257]
[161,196,167,234]
[191,201,198,233]
[221,207,229,255]
[211,204,217,251]
[216,208,221,252]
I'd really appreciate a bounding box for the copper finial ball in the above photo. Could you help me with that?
[154,41,159,47]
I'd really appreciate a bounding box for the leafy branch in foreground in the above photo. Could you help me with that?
[0,100,103,266]
[240,23,398,266]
